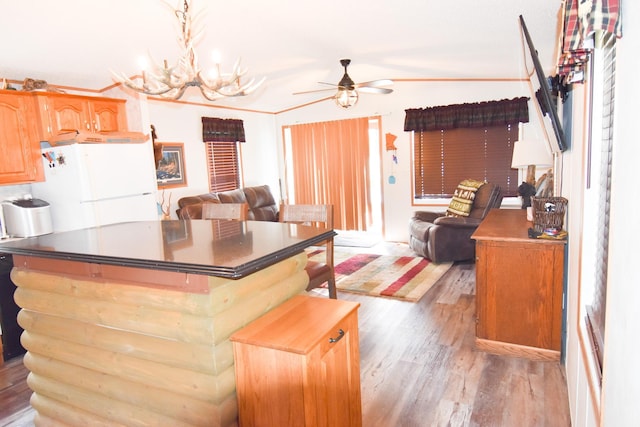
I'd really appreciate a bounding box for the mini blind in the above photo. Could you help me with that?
[413,125,518,198]
[206,142,240,193]
[586,32,616,381]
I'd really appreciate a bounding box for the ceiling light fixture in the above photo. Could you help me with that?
[334,60,359,108]
[334,88,359,108]
[112,0,264,101]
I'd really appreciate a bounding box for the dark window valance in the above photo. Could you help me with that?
[202,117,246,143]
[404,97,529,132]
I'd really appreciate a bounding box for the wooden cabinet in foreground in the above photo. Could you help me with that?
[0,90,44,184]
[472,209,566,361]
[34,92,127,140]
[231,295,362,427]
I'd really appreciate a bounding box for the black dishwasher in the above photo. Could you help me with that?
[0,253,26,361]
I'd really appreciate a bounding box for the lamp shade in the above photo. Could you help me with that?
[511,140,553,168]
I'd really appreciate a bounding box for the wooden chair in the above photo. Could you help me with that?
[201,202,249,220]
[279,204,336,299]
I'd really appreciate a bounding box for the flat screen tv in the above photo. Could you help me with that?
[519,15,569,152]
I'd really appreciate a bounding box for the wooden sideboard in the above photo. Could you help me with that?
[471,209,566,361]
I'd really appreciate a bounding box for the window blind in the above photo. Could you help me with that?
[206,142,240,193]
[413,125,518,198]
[586,32,616,381]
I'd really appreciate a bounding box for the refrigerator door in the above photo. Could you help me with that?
[31,142,159,232]
[73,142,157,201]
[44,193,158,232]
[90,193,158,227]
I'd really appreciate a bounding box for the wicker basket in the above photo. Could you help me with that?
[531,197,568,232]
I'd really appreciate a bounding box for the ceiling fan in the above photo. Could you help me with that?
[294,59,393,108]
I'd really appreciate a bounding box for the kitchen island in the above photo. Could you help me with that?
[0,219,334,426]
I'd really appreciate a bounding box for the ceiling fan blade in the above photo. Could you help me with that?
[296,61,393,97]
[358,86,394,94]
[293,88,336,95]
[355,79,394,88]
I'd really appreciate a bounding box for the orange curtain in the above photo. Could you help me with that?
[287,117,372,231]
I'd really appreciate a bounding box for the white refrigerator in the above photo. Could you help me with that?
[31,142,159,232]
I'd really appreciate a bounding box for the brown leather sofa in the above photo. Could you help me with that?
[176,185,279,221]
[408,182,503,263]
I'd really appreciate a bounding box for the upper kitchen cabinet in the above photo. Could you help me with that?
[34,92,127,140]
[0,90,44,184]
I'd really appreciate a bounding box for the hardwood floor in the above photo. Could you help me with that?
[0,241,571,427]
[0,355,31,426]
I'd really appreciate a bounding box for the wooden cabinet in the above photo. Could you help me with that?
[0,90,44,184]
[231,295,362,427]
[34,92,127,139]
[471,209,565,361]
[0,90,130,185]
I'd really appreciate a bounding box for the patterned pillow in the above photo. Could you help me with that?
[446,179,486,217]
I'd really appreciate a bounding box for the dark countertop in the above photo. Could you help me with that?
[0,220,335,279]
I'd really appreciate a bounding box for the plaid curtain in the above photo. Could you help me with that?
[202,117,246,143]
[404,97,529,132]
[558,0,622,84]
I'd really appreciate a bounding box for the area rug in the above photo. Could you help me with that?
[307,249,453,302]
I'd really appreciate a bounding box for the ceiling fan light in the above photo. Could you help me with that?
[335,88,359,108]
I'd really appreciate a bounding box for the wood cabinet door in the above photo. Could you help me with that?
[49,95,90,133]
[90,99,126,132]
[0,92,44,183]
[306,312,362,427]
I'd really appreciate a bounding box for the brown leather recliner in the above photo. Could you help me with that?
[409,182,503,263]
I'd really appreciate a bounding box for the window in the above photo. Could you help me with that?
[405,97,528,200]
[205,142,240,192]
[201,117,245,192]
[283,117,378,231]
[583,32,616,384]
[412,125,518,198]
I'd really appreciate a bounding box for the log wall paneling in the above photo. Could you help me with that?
[10,252,309,427]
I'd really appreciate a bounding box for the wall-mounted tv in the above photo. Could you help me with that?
[519,15,569,153]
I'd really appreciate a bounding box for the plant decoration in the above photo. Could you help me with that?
[160,189,172,220]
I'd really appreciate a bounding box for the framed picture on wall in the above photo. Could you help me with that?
[156,142,187,188]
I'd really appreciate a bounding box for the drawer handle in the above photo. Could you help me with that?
[329,329,345,343]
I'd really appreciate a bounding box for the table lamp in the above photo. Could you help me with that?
[511,139,553,186]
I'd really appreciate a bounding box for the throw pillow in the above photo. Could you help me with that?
[446,179,486,217]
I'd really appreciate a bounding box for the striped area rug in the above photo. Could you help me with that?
[307,249,453,302]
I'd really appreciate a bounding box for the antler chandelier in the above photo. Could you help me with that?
[112,0,264,101]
